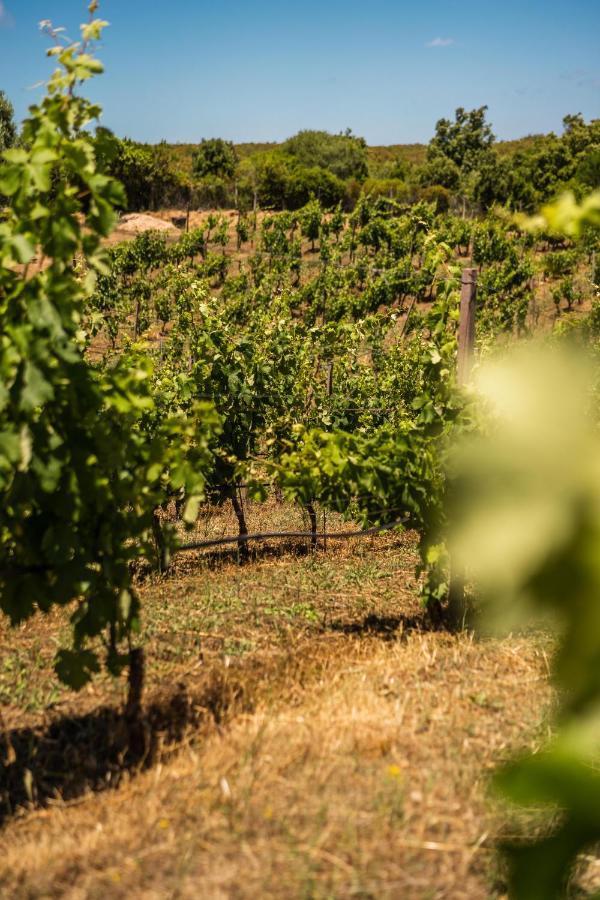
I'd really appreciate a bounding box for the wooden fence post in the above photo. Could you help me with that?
[447,268,478,628]
[457,268,477,385]
[327,361,334,398]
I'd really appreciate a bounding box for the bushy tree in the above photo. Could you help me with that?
[387,155,410,180]
[251,152,288,208]
[241,151,346,211]
[428,105,495,173]
[193,137,237,179]
[285,166,345,209]
[417,155,461,190]
[282,129,369,181]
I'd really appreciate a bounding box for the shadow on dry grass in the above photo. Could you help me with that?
[0,666,250,827]
[0,608,440,829]
[325,612,429,640]
[0,613,436,828]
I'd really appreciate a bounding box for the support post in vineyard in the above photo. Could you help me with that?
[456,268,477,387]
[231,486,249,562]
[447,268,478,629]
[327,361,334,398]
[306,502,318,551]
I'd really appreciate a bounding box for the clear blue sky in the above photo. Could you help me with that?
[0,0,598,145]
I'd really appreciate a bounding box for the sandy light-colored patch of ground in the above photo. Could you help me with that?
[116,213,180,235]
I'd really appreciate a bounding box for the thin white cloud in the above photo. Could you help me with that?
[0,2,15,28]
[426,37,455,48]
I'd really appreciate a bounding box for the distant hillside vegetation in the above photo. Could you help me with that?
[156,137,543,179]
[90,111,598,213]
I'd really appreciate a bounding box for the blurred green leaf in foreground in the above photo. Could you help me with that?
[450,344,600,898]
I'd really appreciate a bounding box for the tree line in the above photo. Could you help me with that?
[1,88,598,216]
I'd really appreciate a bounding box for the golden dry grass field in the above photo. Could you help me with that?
[4,500,597,898]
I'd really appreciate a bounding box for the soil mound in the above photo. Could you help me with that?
[117,213,179,234]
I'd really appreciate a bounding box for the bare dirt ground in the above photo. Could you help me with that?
[2,501,590,899]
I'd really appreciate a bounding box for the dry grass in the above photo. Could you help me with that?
[0,501,575,898]
[0,631,553,898]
